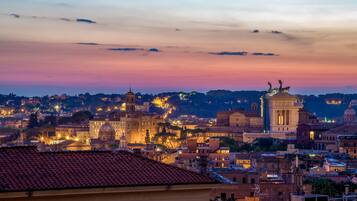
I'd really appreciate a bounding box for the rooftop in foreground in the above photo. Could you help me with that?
[0,146,217,192]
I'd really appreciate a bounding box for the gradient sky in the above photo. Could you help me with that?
[1,0,357,96]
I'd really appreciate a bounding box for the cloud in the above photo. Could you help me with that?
[271,30,283,34]
[210,51,278,56]
[55,2,72,7]
[251,52,278,56]
[76,18,96,24]
[210,51,248,56]
[59,18,71,22]
[9,13,20,18]
[148,48,160,52]
[108,48,144,52]
[107,47,161,53]
[6,13,98,25]
[76,42,100,46]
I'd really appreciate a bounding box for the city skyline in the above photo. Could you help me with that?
[1,0,357,95]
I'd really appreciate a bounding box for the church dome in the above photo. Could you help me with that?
[344,105,356,123]
[98,121,116,142]
[344,106,356,116]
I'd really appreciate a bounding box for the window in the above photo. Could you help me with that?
[242,177,247,184]
[232,177,236,182]
[309,131,315,140]
[251,178,255,184]
[278,112,284,125]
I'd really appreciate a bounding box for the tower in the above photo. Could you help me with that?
[125,88,136,113]
[145,129,150,144]
[119,132,128,150]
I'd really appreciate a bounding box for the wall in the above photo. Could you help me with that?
[3,188,212,201]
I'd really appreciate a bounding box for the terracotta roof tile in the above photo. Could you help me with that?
[0,146,216,192]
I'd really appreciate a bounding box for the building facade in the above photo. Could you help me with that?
[89,90,162,145]
[261,81,303,133]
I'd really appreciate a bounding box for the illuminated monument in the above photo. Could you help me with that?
[261,80,303,133]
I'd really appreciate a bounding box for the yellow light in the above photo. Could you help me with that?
[57,133,61,138]
[40,136,44,141]
[74,137,79,142]
[120,103,126,111]
[309,131,315,140]
[54,105,60,112]
[65,136,70,140]
[278,115,284,125]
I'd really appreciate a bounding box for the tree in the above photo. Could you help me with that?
[306,178,339,197]
[27,112,39,128]
[71,111,93,123]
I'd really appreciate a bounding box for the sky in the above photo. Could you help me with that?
[0,0,357,96]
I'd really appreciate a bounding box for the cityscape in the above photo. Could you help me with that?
[1,1,357,201]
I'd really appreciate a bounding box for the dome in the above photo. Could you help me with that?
[98,121,116,142]
[344,105,356,123]
[344,105,356,116]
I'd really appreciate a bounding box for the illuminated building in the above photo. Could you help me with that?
[261,80,303,133]
[344,104,356,124]
[323,158,346,172]
[0,106,15,117]
[55,124,89,141]
[315,124,357,151]
[90,120,118,150]
[325,98,342,105]
[90,89,163,145]
[175,138,230,172]
[338,135,357,159]
[216,110,263,129]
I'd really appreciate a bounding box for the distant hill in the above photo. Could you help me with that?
[1,91,357,119]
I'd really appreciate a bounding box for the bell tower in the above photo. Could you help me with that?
[125,88,136,113]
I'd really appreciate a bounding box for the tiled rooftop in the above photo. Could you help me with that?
[0,146,216,192]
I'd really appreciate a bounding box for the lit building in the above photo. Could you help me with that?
[175,138,230,172]
[90,120,118,150]
[325,98,342,105]
[338,135,357,159]
[216,110,263,130]
[315,124,357,151]
[323,158,346,172]
[0,106,15,117]
[261,80,303,133]
[344,104,356,124]
[89,89,163,145]
[55,124,89,140]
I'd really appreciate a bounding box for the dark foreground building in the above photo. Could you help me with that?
[0,146,217,201]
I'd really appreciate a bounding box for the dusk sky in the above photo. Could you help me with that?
[1,0,357,96]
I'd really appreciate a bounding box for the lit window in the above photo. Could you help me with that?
[309,131,315,140]
[278,114,284,125]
